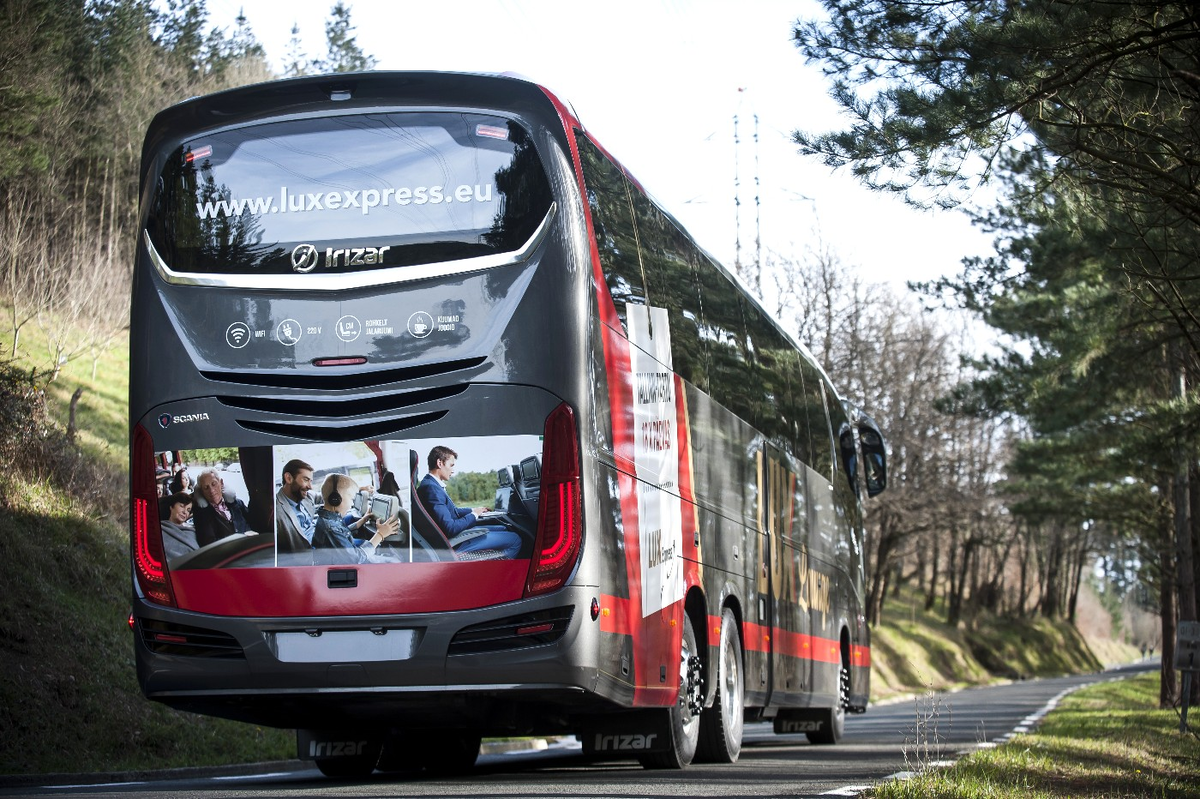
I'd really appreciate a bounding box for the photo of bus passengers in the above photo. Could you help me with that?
[152,449,272,569]
[272,441,410,566]
[312,473,401,565]
[415,445,521,559]
[406,436,543,561]
[269,435,543,565]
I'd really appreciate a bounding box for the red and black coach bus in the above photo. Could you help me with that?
[130,71,888,776]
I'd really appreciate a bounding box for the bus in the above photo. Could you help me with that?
[130,71,888,776]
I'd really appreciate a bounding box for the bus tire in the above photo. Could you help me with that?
[639,612,702,769]
[377,731,480,774]
[423,732,481,775]
[697,608,743,762]
[805,663,848,745]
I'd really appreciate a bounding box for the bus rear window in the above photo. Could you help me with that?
[147,112,552,276]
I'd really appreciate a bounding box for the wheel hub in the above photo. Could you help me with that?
[685,653,704,717]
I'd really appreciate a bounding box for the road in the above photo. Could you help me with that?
[1,661,1155,799]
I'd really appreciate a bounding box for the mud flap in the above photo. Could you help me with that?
[297,729,382,761]
[579,710,675,757]
[772,708,832,736]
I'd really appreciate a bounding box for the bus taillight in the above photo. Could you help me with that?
[525,403,582,597]
[132,424,175,607]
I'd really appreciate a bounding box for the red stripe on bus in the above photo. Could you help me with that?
[599,593,634,635]
[773,629,842,664]
[675,374,704,645]
[170,561,528,617]
[701,616,869,668]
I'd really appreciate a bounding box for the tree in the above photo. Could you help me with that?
[1,0,283,383]
[794,2,1200,355]
[795,0,1200,704]
[770,240,1023,627]
[157,0,208,75]
[283,23,310,77]
[313,2,375,74]
[925,143,1198,701]
[205,7,270,83]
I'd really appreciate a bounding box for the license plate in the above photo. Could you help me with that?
[274,629,416,663]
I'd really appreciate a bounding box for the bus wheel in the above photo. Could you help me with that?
[697,608,744,762]
[806,662,848,745]
[639,613,702,769]
[422,732,481,775]
[377,732,480,774]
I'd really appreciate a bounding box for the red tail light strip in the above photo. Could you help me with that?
[525,403,582,597]
[131,424,175,606]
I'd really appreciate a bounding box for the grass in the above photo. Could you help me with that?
[0,470,293,774]
[2,309,130,470]
[871,593,993,701]
[963,614,1102,680]
[869,588,1123,704]
[871,673,1200,798]
[1,316,295,775]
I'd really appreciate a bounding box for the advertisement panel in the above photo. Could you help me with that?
[153,434,543,570]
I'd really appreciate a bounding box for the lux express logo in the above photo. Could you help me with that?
[158,412,211,429]
[196,183,495,220]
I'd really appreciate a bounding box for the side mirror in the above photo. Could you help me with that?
[857,413,888,497]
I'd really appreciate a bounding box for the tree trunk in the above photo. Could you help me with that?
[1161,570,1178,709]
[948,536,973,627]
[1172,356,1197,627]
[916,537,927,598]
[1067,537,1087,625]
[925,535,940,612]
[67,386,84,445]
[866,514,895,627]
[1041,524,1063,619]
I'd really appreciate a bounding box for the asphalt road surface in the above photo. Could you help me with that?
[1,661,1156,799]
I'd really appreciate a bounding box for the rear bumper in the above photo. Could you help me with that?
[134,584,613,732]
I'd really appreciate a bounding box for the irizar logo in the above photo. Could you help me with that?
[291,243,318,272]
[308,740,369,758]
[778,719,824,733]
[593,733,658,751]
[290,243,392,273]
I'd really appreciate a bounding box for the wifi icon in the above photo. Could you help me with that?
[226,322,251,349]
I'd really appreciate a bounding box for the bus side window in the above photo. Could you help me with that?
[695,262,753,424]
[578,136,646,333]
[628,191,707,391]
[799,362,834,479]
[826,399,862,557]
[741,303,797,455]
[780,350,812,464]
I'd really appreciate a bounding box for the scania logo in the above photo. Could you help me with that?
[157,412,210,428]
[291,243,319,273]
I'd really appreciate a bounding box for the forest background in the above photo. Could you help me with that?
[0,0,1196,773]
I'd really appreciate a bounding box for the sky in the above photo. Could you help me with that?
[200,0,995,298]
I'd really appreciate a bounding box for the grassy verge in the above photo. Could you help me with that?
[871,672,1200,798]
[1,323,294,775]
[869,588,1118,704]
[0,469,294,774]
[870,592,994,701]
